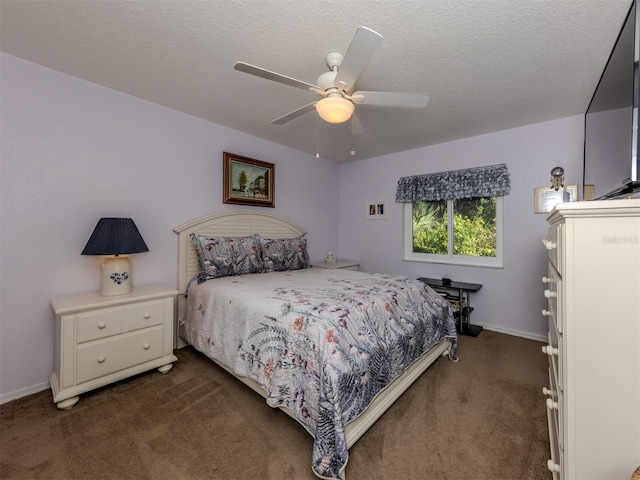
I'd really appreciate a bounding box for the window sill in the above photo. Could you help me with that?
[402,256,503,269]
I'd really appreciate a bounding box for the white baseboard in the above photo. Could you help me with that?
[0,381,50,405]
[478,323,546,343]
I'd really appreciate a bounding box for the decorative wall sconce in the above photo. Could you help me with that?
[550,166,565,191]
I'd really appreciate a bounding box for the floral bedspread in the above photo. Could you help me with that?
[185,268,457,479]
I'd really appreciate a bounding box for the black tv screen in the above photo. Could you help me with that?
[584,1,639,199]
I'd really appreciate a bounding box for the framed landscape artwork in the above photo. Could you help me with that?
[223,152,275,207]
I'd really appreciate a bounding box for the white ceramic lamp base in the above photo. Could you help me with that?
[100,256,132,296]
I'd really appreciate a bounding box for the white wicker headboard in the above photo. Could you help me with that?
[173,210,306,345]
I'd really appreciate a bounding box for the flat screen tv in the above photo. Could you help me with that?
[584,0,639,199]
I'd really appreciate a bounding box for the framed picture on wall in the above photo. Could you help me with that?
[223,152,275,207]
[534,184,578,214]
[367,200,387,219]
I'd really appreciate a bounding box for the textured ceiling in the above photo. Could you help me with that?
[0,0,633,163]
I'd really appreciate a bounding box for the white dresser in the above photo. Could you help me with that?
[50,285,178,409]
[542,199,640,479]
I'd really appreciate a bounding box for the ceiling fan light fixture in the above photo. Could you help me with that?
[316,96,354,124]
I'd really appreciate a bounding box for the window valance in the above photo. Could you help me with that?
[395,163,510,202]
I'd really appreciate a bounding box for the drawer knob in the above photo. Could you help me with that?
[544,289,557,298]
[542,239,557,251]
[97,355,106,364]
[542,387,555,397]
[542,345,558,356]
[542,276,551,284]
[547,460,560,473]
[542,309,551,317]
[143,343,150,350]
[98,322,106,329]
[143,312,151,319]
[546,398,559,410]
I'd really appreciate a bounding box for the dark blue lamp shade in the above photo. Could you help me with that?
[82,218,148,296]
[82,218,149,256]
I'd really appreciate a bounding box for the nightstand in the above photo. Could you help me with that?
[312,260,360,271]
[50,285,178,410]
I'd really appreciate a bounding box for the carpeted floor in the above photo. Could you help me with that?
[0,330,550,480]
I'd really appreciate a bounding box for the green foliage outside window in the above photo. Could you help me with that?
[412,197,497,257]
[412,200,447,254]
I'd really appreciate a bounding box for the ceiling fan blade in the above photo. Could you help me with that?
[235,62,320,93]
[351,91,430,109]
[349,113,366,137]
[334,26,383,93]
[271,103,317,125]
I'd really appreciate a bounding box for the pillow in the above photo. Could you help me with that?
[258,234,310,272]
[190,234,263,283]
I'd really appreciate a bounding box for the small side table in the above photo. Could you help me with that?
[50,285,178,409]
[417,277,483,337]
[312,260,360,271]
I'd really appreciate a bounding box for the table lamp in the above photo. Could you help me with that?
[81,218,149,296]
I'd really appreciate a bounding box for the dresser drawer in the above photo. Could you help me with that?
[546,394,562,480]
[548,366,563,451]
[545,329,562,393]
[76,307,124,343]
[76,326,164,384]
[124,299,165,332]
[544,224,562,273]
[544,264,561,334]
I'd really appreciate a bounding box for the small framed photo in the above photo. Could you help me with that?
[534,184,578,214]
[223,152,274,207]
[367,200,387,219]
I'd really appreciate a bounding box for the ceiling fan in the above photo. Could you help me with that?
[234,26,430,135]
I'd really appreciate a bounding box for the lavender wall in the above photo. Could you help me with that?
[338,116,585,339]
[0,54,340,399]
[1,52,587,400]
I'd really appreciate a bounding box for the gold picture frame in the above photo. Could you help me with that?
[223,152,275,207]
[583,184,595,201]
[534,184,578,214]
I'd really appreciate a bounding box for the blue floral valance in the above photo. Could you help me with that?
[395,163,511,202]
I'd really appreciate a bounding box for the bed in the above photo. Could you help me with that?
[174,211,457,479]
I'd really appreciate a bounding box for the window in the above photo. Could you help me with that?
[403,196,503,268]
[396,164,509,267]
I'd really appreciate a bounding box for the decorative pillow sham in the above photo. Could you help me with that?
[258,234,310,272]
[190,234,263,283]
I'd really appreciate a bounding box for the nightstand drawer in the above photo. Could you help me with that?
[76,307,124,343]
[76,326,164,384]
[124,299,165,332]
